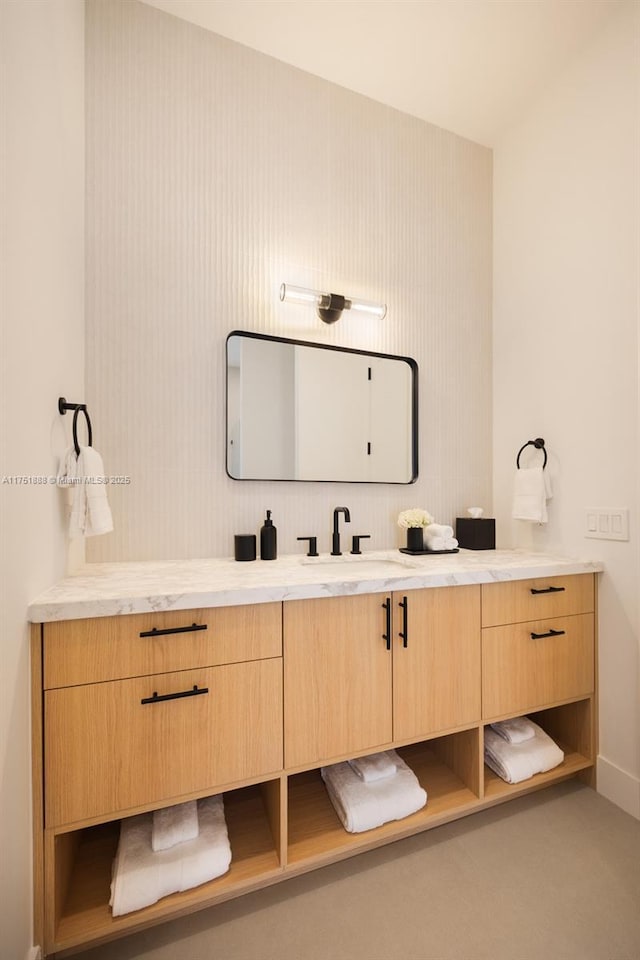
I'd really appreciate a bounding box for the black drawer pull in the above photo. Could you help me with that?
[382,598,391,651]
[139,622,208,638]
[530,628,566,640]
[399,596,408,648]
[141,684,209,705]
[530,586,565,595]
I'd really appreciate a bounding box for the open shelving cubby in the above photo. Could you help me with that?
[50,780,284,953]
[482,698,595,802]
[287,727,481,868]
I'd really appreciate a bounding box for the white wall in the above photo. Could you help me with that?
[493,1,640,817]
[84,0,493,563]
[0,1,85,956]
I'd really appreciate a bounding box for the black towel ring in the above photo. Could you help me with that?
[516,437,547,470]
[58,397,93,457]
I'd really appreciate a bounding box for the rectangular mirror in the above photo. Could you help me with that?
[226,331,418,483]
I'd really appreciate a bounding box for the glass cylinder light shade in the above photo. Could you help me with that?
[280,283,386,320]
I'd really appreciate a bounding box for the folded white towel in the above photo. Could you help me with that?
[512,467,552,524]
[57,445,114,538]
[484,722,564,784]
[110,795,231,917]
[152,800,199,852]
[348,750,397,783]
[321,750,427,833]
[490,716,536,745]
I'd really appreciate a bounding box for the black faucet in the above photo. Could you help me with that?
[331,506,351,556]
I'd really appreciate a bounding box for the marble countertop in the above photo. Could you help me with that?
[28,549,604,623]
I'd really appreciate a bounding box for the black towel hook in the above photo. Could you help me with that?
[516,437,547,469]
[58,397,93,457]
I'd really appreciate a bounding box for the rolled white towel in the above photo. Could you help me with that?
[152,800,199,852]
[484,722,564,784]
[424,533,458,551]
[321,750,427,833]
[490,716,536,745]
[425,523,454,539]
[348,750,397,783]
[110,794,231,917]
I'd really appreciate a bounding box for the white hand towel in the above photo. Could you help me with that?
[321,750,427,833]
[512,467,552,524]
[348,750,397,783]
[79,446,114,536]
[109,795,231,917]
[484,722,564,784]
[57,446,84,538]
[152,800,199,852]
[490,716,536,745]
[57,445,113,538]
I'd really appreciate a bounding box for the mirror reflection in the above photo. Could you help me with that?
[226,331,418,483]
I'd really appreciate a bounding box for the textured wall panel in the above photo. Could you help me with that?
[86,0,492,562]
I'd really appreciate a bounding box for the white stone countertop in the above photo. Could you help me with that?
[28,549,604,623]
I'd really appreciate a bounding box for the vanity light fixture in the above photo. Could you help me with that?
[279,283,387,324]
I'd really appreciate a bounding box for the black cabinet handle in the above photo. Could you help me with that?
[141,684,209,705]
[382,598,391,651]
[530,586,565,595]
[139,622,208,638]
[530,628,566,640]
[399,596,408,648]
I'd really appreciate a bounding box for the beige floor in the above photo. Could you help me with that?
[72,781,640,960]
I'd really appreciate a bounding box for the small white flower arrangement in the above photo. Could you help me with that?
[397,508,434,529]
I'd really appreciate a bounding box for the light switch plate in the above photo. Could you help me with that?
[585,508,629,541]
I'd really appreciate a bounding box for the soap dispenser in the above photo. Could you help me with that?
[260,510,277,560]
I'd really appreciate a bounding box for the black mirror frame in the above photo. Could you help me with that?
[225,330,418,484]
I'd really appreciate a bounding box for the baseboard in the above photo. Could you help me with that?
[597,755,640,819]
[25,947,42,960]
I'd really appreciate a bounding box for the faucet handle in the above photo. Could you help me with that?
[297,536,319,557]
[351,535,371,555]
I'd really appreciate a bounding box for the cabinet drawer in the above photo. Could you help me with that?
[43,603,282,688]
[481,574,594,627]
[44,658,283,827]
[482,613,594,719]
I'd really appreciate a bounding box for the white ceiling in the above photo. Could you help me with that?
[141,0,624,146]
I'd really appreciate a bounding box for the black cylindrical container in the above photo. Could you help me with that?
[234,534,257,561]
[406,527,424,552]
[260,510,277,560]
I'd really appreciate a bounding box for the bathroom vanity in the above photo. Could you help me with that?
[29,550,601,956]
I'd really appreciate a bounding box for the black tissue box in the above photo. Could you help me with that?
[455,517,495,551]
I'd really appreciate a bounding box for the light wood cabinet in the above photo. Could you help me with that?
[44,602,282,688]
[482,613,594,720]
[393,585,480,742]
[481,574,594,627]
[45,659,283,827]
[32,572,597,958]
[284,595,393,768]
[284,586,481,768]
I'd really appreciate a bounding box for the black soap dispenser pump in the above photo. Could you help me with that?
[260,510,277,560]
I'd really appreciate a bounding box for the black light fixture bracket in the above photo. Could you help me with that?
[318,293,347,324]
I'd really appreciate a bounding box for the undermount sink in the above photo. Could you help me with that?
[300,554,416,572]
